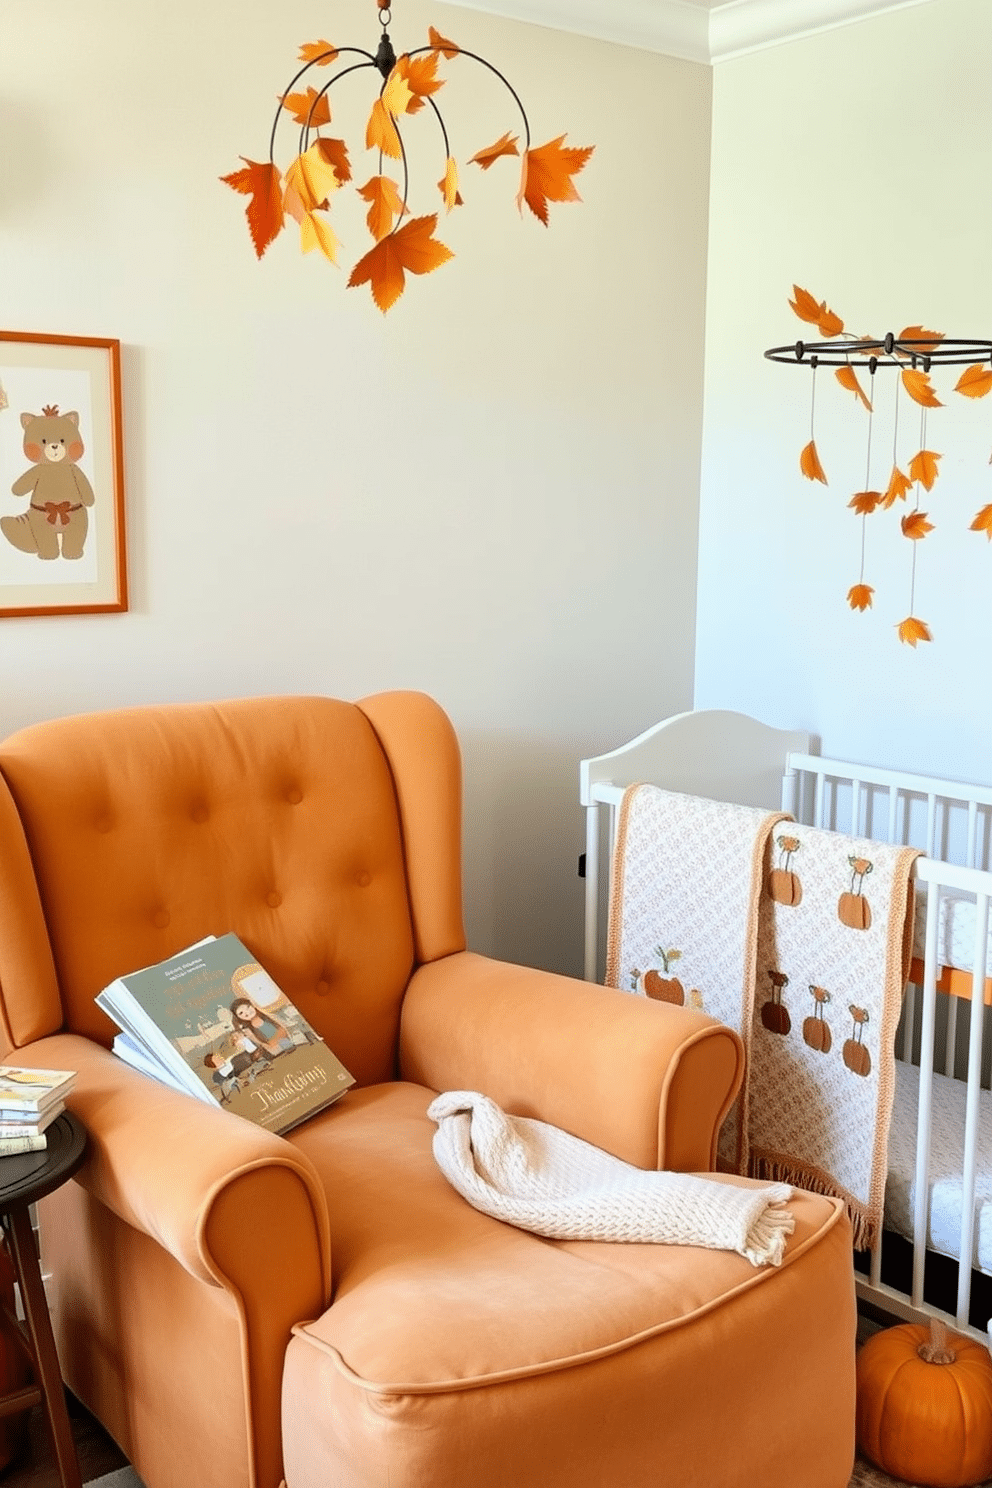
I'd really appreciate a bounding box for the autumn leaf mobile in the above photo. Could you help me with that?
[766,291,992,645]
[222,4,593,311]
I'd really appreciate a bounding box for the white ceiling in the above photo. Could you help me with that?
[443,0,937,64]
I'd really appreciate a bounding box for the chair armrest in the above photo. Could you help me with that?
[11,1034,331,1303]
[399,952,743,1172]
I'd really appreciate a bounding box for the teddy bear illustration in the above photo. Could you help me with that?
[2,405,95,560]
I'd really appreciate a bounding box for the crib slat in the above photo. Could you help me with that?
[967,801,978,870]
[584,804,601,983]
[956,892,990,1326]
[887,786,898,846]
[912,880,942,1310]
[926,794,937,859]
[851,780,862,838]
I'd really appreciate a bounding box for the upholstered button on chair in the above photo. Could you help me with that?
[0,693,857,1488]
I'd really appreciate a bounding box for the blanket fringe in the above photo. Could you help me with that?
[744,1204,796,1268]
[750,1155,876,1251]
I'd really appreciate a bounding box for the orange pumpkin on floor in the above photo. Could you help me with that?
[856,1319,992,1488]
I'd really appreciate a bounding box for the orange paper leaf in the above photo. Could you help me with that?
[298,40,338,66]
[897,616,932,647]
[955,364,992,399]
[848,584,874,612]
[849,491,883,515]
[882,466,912,507]
[517,136,594,225]
[393,52,444,114]
[438,157,461,212]
[901,510,934,540]
[836,364,872,411]
[898,325,944,350]
[970,504,992,539]
[357,174,407,242]
[220,158,284,259]
[470,132,520,170]
[281,87,331,128]
[789,286,825,325]
[818,306,845,338]
[347,213,453,313]
[800,440,827,484]
[909,449,941,490]
[313,137,351,186]
[428,26,460,58]
[902,368,942,407]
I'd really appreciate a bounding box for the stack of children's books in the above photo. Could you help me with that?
[0,1066,76,1154]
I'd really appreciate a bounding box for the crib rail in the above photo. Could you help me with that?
[787,752,992,1340]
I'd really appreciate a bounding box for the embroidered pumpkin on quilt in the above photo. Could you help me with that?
[856,1319,992,1488]
[838,856,874,930]
[769,835,803,905]
[760,969,791,1035]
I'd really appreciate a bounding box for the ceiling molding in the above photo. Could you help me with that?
[443,0,937,65]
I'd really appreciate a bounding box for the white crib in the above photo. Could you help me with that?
[580,709,992,1339]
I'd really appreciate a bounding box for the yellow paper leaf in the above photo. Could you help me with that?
[882,466,912,508]
[281,87,331,128]
[298,40,338,65]
[382,69,414,119]
[849,491,882,515]
[897,616,932,647]
[909,449,941,490]
[438,157,460,212]
[902,368,942,407]
[847,584,874,612]
[901,510,934,540]
[800,440,827,484]
[970,504,992,540]
[836,365,872,411]
[470,132,520,170]
[955,364,992,399]
[365,98,402,160]
[220,158,284,259]
[299,211,339,263]
[428,26,460,58]
[282,143,342,222]
[347,213,453,313]
[357,174,407,242]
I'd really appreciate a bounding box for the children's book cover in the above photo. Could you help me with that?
[98,934,354,1134]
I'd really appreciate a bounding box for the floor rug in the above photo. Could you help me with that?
[85,1471,144,1488]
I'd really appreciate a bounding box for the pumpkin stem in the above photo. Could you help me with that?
[917,1318,957,1365]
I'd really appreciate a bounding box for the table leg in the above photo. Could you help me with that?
[6,1205,82,1488]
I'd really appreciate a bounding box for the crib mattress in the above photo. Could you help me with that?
[886,1061,992,1276]
[912,884,992,979]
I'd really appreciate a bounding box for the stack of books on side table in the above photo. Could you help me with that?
[0,1067,76,1155]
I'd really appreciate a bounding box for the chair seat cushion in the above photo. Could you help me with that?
[282,1083,856,1488]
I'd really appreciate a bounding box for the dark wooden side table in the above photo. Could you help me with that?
[0,1110,87,1488]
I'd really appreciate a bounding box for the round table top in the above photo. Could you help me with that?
[0,1111,87,1211]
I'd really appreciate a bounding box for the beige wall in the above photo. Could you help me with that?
[0,0,711,975]
[697,0,992,782]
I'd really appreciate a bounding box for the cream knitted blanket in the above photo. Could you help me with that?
[427,1091,795,1267]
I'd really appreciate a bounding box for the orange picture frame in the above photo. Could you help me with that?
[0,331,127,617]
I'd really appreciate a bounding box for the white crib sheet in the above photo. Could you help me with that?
[886,1061,992,1276]
[912,884,992,978]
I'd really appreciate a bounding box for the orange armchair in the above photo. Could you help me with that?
[0,693,856,1488]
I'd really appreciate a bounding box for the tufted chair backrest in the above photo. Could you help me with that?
[0,692,466,1087]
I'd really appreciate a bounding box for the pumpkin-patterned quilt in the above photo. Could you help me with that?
[606,786,920,1248]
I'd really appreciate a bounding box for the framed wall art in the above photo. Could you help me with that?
[0,331,127,617]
